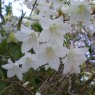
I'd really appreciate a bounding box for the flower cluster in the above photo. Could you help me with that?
[2,0,90,81]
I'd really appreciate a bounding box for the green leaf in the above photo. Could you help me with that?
[31,22,43,32]
[0,40,8,55]
[7,42,23,60]
[7,32,17,43]
[0,82,7,91]
[0,69,5,79]
[17,11,26,30]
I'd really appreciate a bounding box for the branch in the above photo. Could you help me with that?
[0,79,34,95]
[29,0,37,16]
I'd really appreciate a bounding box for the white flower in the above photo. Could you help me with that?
[36,0,53,17]
[16,53,37,73]
[68,0,90,27]
[36,44,68,70]
[37,3,53,17]
[15,26,39,53]
[35,92,41,95]
[63,46,88,74]
[52,0,65,9]
[61,4,70,14]
[31,15,40,21]
[23,0,35,9]
[2,21,17,33]
[2,59,23,80]
[22,18,31,27]
[39,17,71,46]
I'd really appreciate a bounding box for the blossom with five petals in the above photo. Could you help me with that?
[2,59,23,80]
[15,26,39,53]
[39,17,71,46]
[68,0,90,27]
[63,46,88,74]
[36,44,68,70]
[16,53,37,73]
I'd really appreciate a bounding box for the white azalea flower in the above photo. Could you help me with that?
[52,0,65,9]
[63,46,88,74]
[2,59,23,80]
[39,17,71,46]
[37,3,54,17]
[68,0,90,27]
[16,53,37,73]
[15,26,39,53]
[2,20,17,33]
[39,16,52,30]
[23,0,35,9]
[21,31,38,53]
[35,92,41,95]
[31,15,40,21]
[61,4,70,14]
[36,0,53,17]
[22,18,32,27]
[36,44,68,70]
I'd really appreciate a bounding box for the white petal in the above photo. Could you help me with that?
[20,25,33,34]
[75,47,88,55]
[39,30,49,42]
[2,64,14,70]
[30,62,39,70]
[22,63,30,73]
[16,57,26,65]
[7,69,15,77]
[15,32,29,41]
[73,64,80,74]
[63,62,71,74]
[8,58,13,64]
[76,54,86,65]
[48,35,64,46]
[56,47,69,58]
[64,58,81,74]
[36,53,47,67]
[35,44,46,54]
[39,16,51,30]
[35,92,41,95]
[16,72,23,80]
[21,42,33,53]
[49,57,60,71]
[17,53,33,65]
[74,48,87,65]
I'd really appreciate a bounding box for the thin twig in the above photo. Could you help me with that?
[29,0,37,16]
[0,79,34,95]
[0,83,13,94]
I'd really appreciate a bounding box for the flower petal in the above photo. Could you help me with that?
[7,69,15,77]
[21,42,33,53]
[49,57,60,71]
